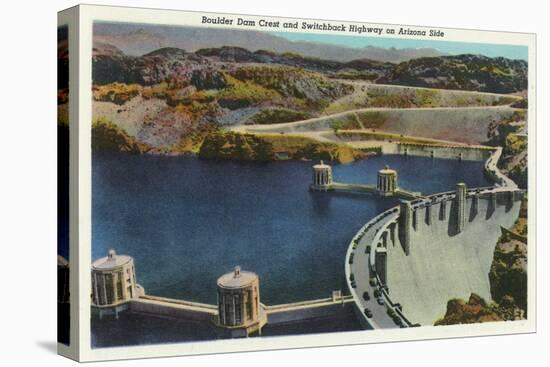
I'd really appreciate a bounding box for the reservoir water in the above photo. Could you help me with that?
[92,154,492,306]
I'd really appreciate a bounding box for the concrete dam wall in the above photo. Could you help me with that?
[375,188,523,326]
[344,144,524,329]
[382,143,493,161]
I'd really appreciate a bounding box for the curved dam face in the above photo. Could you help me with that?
[382,190,523,325]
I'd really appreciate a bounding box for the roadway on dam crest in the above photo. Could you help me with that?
[346,212,401,329]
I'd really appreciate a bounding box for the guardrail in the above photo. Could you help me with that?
[397,142,494,151]
[264,295,354,312]
[139,295,218,310]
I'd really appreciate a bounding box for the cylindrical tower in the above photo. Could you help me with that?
[310,160,333,191]
[91,249,142,307]
[377,165,398,196]
[216,266,266,336]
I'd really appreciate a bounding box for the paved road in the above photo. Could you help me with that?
[338,79,525,99]
[348,214,400,329]
[485,147,518,189]
[231,105,516,134]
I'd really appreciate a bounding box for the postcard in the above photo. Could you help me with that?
[57,4,536,362]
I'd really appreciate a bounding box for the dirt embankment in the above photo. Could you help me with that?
[198,132,362,163]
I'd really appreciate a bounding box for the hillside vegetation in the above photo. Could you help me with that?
[434,293,523,325]
[93,45,527,94]
[382,54,527,93]
[90,43,527,161]
[489,198,528,313]
[486,110,528,188]
[92,117,151,154]
[199,132,361,163]
[323,85,519,114]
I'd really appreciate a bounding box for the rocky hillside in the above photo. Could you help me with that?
[434,293,524,325]
[92,117,151,154]
[91,43,528,159]
[486,110,528,188]
[194,47,395,80]
[93,45,354,107]
[93,44,527,94]
[93,43,393,86]
[489,198,528,314]
[198,132,361,163]
[382,54,527,93]
[92,44,357,153]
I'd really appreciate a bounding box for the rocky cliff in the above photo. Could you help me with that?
[434,293,524,325]
[382,54,527,93]
[89,43,528,160]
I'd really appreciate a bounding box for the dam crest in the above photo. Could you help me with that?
[345,147,524,328]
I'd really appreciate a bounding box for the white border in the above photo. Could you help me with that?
[64,4,536,362]
[57,5,81,362]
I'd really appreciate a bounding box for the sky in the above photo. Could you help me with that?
[93,22,528,61]
[271,32,528,60]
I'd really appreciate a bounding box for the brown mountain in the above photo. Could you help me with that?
[381,54,528,93]
[92,43,527,95]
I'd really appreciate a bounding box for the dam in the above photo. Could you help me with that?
[111,146,521,333]
[91,145,515,345]
[393,188,519,325]
[343,145,525,328]
[91,257,357,338]
[346,180,524,327]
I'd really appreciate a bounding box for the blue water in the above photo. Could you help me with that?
[91,309,363,348]
[92,154,491,305]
